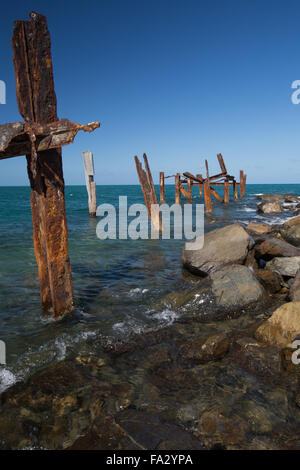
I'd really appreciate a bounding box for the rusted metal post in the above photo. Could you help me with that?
[12,13,74,317]
[82,151,97,217]
[210,187,223,203]
[224,179,229,204]
[233,179,239,200]
[240,170,246,198]
[217,153,227,174]
[196,174,203,196]
[203,180,212,213]
[187,178,192,203]
[134,155,160,232]
[175,173,181,204]
[160,171,165,204]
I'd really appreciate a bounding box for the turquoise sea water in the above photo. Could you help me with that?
[0,183,299,390]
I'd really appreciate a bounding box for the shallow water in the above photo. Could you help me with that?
[0,183,299,390]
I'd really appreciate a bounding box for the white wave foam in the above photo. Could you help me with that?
[0,368,17,393]
[243,206,256,212]
[128,288,149,297]
[152,309,179,325]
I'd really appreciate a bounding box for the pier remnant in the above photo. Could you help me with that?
[82,151,97,217]
[0,12,100,318]
[135,153,246,215]
[134,154,160,231]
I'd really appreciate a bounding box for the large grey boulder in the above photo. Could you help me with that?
[182,223,252,276]
[210,265,265,308]
[284,224,300,247]
[257,202,282,214]
[266,257,300,277]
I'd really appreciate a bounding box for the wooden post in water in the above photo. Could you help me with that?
[82,151,97,217]
[134,154,160,232]
[224,179,229,204]
[175,173,181,204]
[196,174,203,196]
[160,171,165,204]
[0,12,100,318]
[187,178,192,203]
[203,180,212,213]
[240,170,246,198]
[233,180,239,200]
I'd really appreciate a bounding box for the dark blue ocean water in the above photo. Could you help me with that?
[0,183,299,389]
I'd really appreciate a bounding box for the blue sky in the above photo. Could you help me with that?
[0,0,300,185]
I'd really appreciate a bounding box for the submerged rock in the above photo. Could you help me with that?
[210,265,265,308]
[182,223,252,276]
[255,302,300,348]
[232,337,282,378]
[266,257,300,277]
[182,333,230,364]
[257,202,282,214]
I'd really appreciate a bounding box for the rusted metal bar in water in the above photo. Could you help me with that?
[160,171,165,204]
[240,170,246,198]
[175,173,181,204]
[82,151,97,217]
[224,179,229,204]
[210,187,224,203]
[196,174,203,195]
[134,155,160,231]
[217,153,227,174]
[12,12,74,317]
[203,179,212,213]
[233,179,239,200]
[186,178,192,203]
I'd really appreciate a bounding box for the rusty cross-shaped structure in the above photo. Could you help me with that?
[0,12,100,317]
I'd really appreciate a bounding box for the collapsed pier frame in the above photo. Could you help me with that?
[135,153,247,224]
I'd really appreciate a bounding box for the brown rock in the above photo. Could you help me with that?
[255,302,300,347]
[290,269,300,301]
[255,238,300,259]
[255,269,282,294]
[246,222,272,234]
[183,333,230,363]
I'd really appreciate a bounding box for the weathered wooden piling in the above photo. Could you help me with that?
[196,174,203,195]
[134,154,160,231]
[82,151,97,217]
[203,180,212,213]
[233,180,239,200]
[175,173,181,204]
[240,170,247,198]
[160,171,165,204]
[224,179,229,204]
[187,178,192,203]
[0,12,100,318]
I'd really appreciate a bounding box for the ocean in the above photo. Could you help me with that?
[0,183,299,391]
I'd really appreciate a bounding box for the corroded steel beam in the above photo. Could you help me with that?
[11,12,78,317]
[0,119,100,159]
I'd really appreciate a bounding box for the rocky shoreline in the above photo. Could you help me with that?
[2,193,300,450]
